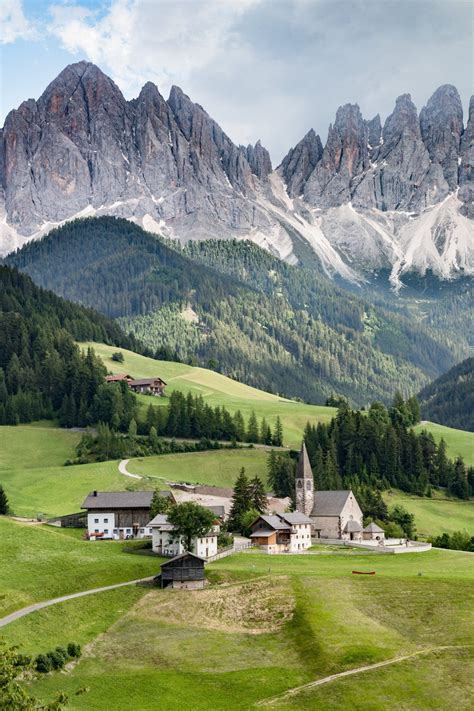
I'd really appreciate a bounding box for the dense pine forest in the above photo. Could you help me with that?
[418,357,474,432]
[303,396,473,501]
[7,217,462,406]
[0,266,138,427]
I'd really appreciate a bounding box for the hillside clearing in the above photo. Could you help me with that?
[384,489,474,536]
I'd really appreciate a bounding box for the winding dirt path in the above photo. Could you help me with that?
[118,459,142,479]
[256,645,468,706]
[0,577,154,629]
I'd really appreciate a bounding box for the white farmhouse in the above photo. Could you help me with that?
[249,512,313,553]
[148,513,219,559]
[81,490,173,540]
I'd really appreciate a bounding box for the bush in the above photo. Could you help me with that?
[46,650,65,670]
[111,351,124,363]
[383,522,405,538]
[67,642,82,658]
[35,653,52,673]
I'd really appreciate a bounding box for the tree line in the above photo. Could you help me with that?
[303,394,473,500]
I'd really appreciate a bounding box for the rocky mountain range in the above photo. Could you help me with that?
[1,61,472,287]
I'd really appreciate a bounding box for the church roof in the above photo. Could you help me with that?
[344,520,362,533]
[311,490,352,516]
[363,522,385,533]
[296,442,312,480]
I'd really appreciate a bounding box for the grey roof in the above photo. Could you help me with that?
[129,377,166,386]
[250,530,276,538]
[296,442,312,481]
[160,552,206,567]
[363,522,385,533]
[279,512,312,525]
[148,514,173,528]
[258,514,291,530]
[311,490,352,517]
[82,490,170,510]
[344,520,362,533]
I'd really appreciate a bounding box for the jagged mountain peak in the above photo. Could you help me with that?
[0,63,472,288]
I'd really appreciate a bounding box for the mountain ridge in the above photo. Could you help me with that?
[0,61,472,288]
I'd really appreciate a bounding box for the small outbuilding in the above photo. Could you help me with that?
[363,522,385,541]
[158,552,206,589]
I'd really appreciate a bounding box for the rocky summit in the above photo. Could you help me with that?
[1,62,472,287]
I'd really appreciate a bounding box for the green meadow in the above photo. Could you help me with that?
[1,529,471,711]
[384,489,474,537]
[414,421,474,466]
[0,424,271,518]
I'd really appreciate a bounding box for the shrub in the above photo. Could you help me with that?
[35,653,52,673]
[67,643,82,658]
[46,650,65,670]
[111,351,124,362]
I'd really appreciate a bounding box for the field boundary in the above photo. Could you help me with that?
[256,645,470,706]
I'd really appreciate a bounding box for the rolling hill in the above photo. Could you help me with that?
[418,357,474,432]
[7,216,463,406]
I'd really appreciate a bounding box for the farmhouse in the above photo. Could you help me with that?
[158,553,207,589]
[250,512,312,553]
[295,443,364,540]
[128,377,167,396]
[148,513,219,558]
[105,373,133,383]
[81,490,174,540]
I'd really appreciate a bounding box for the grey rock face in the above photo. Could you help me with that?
[459,96,474,218]
[366,115,382,151]
[278,129,323,197]
[304,104,369,207]
[245,140,272,180]
[420,84,463,191]
[1,61,275,241]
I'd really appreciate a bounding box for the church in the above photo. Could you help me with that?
[295,443,364,541]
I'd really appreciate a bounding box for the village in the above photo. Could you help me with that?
[72,443,432,590]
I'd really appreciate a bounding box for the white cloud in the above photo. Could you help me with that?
[0,0,35,43]
[47,0,259,97]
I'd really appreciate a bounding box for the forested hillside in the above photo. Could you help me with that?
[0,266,137,427]
[7,217,458,406]
[418,358,474,432]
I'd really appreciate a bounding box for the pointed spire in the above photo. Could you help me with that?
[297,441,312,480]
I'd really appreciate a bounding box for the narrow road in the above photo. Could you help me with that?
[256,645,468,706]
[118,459,142,479]
[0,577,154,629]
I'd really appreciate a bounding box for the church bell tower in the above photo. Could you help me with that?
[295,442,314,516]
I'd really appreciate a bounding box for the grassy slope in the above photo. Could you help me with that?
[384,489,474,537]
[12,544,473,711]
[81,342,337,448]
[0,517,160,617]
[1,424,271,518]
[414,421,474,465]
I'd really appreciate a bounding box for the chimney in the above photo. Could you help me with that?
[93,490,97,497]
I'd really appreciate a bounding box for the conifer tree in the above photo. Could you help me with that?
[272,416,284,446]
[249,476,267,513]
[246,411,259,443]
[0,485,9,515]
[228,468,252,531]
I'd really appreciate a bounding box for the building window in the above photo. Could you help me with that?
[104,529,109,534]
[140,528,144,533]
[94,529,99,533]
[94,518,99,523]
[104,518,109,523]
[149,528,153,533]
[113,529,118,533]
[126,529,131,534]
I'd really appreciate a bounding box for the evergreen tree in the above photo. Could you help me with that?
[228,468,252,531]
[272,416,284,446]
[249,476,267,513]
[246,411,259,443]
[0,485,9,515]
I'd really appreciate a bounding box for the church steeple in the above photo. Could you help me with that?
[295,441,314,516]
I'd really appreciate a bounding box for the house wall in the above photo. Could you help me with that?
[288,523,312,552]
[152,529,217,558]
[87,512,153,540]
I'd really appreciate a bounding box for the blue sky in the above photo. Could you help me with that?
[1,0,472,163]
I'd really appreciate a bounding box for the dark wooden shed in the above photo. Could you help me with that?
[159,552,206,589]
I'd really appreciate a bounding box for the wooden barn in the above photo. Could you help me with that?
[128,377,167,396]
[158,553,206,589]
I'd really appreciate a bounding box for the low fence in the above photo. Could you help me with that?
[311,538,431,554]
[207,541,252,562]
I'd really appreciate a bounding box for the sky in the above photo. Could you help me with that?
[0,0,472,164]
